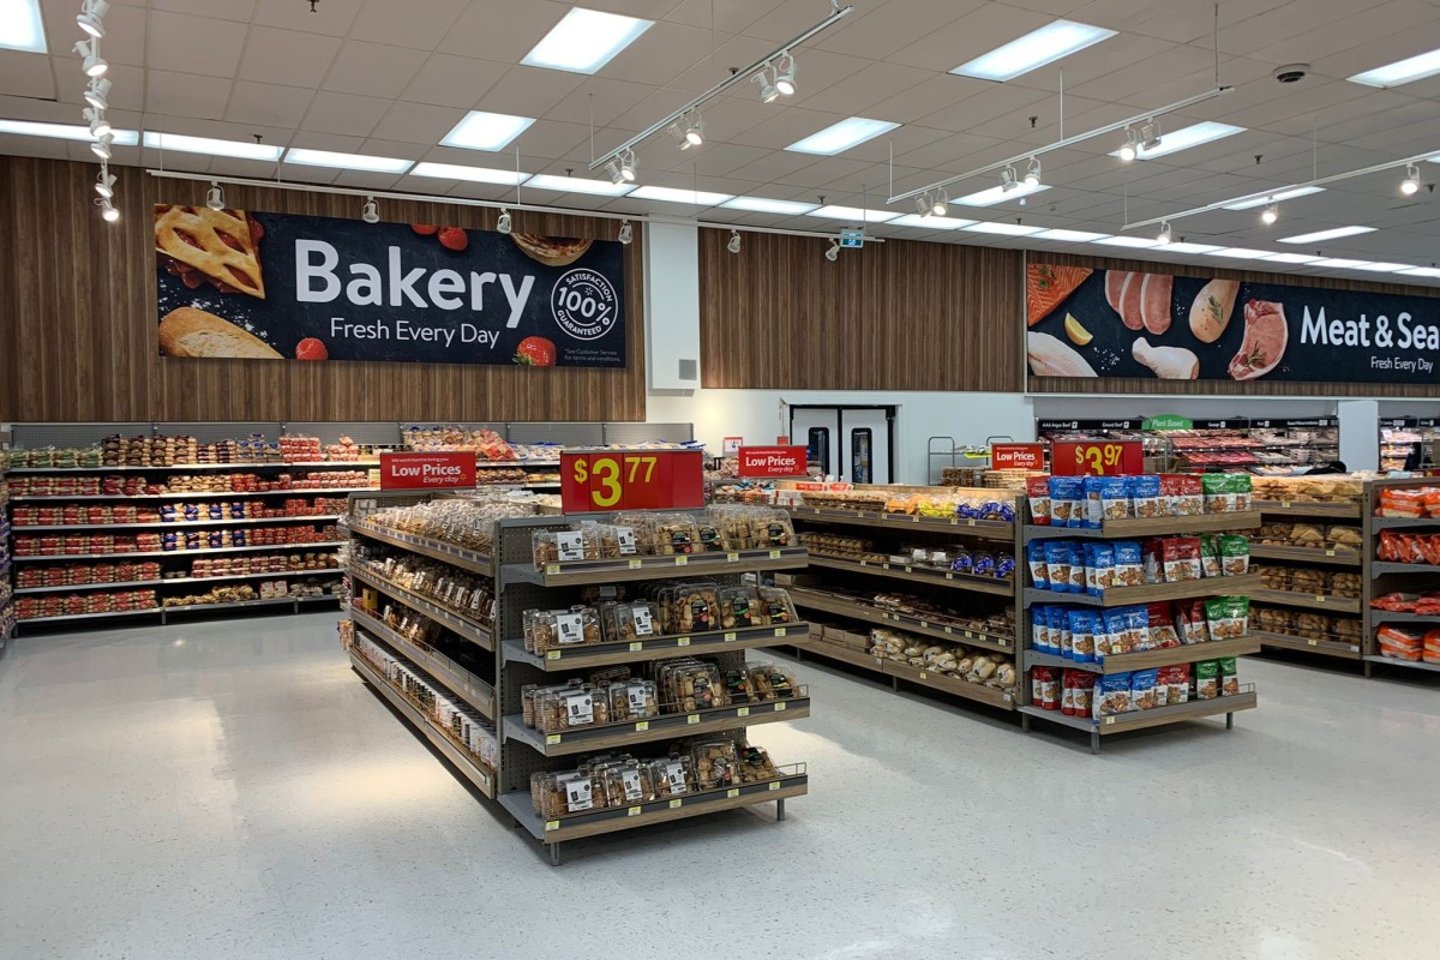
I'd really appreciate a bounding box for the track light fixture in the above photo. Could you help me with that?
[1141,118,1162,151]
[361,195,379,224]
[1157,221,1172,244]
[94,168,116,199]
[915,195,930,216]
[205,180,225,212]
[1023,156,1042,188]
[606,159,625,185]
[1118,126,1139,162]
[1401,163,1421,196]
[83,107,110,139]
[618,219,633,245]
[999,165,1019,192]
[90,132,112,160]
[77,0,109,38]
[84,77,110,110]
[618,148,637,183]
[727,229,741,254]
[931,189,948,217]
[96,196,119,222]
[824,240,839,262]
[773,52,797,96]
[74,39,108,77]
[753,67,779,103]
[496,208,513,234]
[1260,201,1278,225]
[684,110,704,148]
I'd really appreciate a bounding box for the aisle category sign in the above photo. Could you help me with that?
[561,449,705,512]
[380,452,476,489]
[990,443,1045,471]
[1049,440,1144,477]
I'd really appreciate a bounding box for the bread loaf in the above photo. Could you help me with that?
[158,307,283,359]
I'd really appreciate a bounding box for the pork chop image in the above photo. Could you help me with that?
[1118,273,1145,331]
[1105,270,1132,315]
[1139,273,1173,335]
[1228,299,1289,380]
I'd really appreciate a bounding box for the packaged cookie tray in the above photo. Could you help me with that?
[530,757,806,822]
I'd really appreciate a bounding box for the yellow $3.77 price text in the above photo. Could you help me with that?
[571,455,659,508]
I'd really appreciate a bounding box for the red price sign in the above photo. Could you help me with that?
[1050,441,1144,476]
[379,452,476,489]
[990,443,1045,471]
[561,450,704,513]
[737,445,808,478]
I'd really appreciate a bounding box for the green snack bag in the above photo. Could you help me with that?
[1218,656,1240,696]
[1218,534,1250,576]
[1198,534,1220,577]
[1194,660,1220,699]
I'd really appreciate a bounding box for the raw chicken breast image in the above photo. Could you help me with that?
[1133,337,1198,379]
[1189,279,1239,343]
[1228,299,1289,380]
[1028,332,1097,377]
[1140,274,1173,335]
[1105,270,1132,315]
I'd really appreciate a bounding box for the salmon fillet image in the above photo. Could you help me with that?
[1028,331,1097,377]
[1025,264,1092,326]
[1228,299,1289,380]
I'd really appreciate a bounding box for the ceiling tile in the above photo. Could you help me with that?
[237,26,342,88]
[473,66,584,120]
[601,21,724,85]
[40,0,147,66]
[814,0,984,60]
[252,0,364,35]
[151,0,254,21]
[225,81,314,129]
[322,41,428,99]
[401,55,510,109]
[146,10,248,77]
[437,0,569,61]
[55,64,145,111]
[0,51,56,101]
[349,0,471,50]
[369,101,463,144]
[145,71,235,121]
[300,91,391,137]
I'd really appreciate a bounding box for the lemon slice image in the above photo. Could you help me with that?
[1064,313,1093,346]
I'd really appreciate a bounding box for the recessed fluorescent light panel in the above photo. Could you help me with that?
[1109,121,1245,160]
[1161,242,1224,255]
[629,185,732,206]
[284,148,412,174]
[439,110,535,152]
[524,174,634,196]
[409,162,528,185]
[1348,48,1440,88]
[143,131,281,161]
[951,20,1115,82]
[953,182,1050,207]
[1203,247,1277,260]
[1399,266,1440,277]
[721,196,818,215]
[522,7,652,74]
[1277,225,1376,244]
[889,214,977,230]
[962,222,1042,236]
[1222,186,1325,210]
[785,117,900,155]
[1033,228,1107,242]
[0,118,137,144]
[804,205,900,224]
[1261,252,1325,264]
[1089,235,1159,248]
[1311,258,1369,269]
[1351,262,1413,272]
[0,0,47,52]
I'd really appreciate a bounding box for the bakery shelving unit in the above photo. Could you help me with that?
[341,499,812,865]
[1248,496,1368,663]
[1018,511,1263,752]
[1364,477,1440,677]
[780,488,1024,715]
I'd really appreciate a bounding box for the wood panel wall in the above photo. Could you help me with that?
[698,228,1024,392]
[1026,251,1439,397]
[0,156,646,422]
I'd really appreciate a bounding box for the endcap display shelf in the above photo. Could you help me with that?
[1363,477,1440,678]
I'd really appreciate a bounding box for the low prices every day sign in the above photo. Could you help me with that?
[379,452,476,489]
[990,443,1045,471]
[561,450,704,512]
[737,446,808,478]
[1050,441,1145,477]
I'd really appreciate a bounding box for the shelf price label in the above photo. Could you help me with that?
[560,450,704,513]
[1050,440,1144,477]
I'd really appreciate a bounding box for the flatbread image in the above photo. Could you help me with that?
[1026,264,1092,326]
[512,234,593,267]
[159,307,282,359]
[154,204,266,298]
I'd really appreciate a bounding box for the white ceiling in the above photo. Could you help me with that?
[4,0,1440,280]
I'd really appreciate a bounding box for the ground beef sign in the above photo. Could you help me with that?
[1024,262,1440,385]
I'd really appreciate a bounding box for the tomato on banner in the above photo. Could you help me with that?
[561,450,705,512]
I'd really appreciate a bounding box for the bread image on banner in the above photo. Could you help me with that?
[512,234,593,267]
[159,307,282,359]
[154,204,266,298]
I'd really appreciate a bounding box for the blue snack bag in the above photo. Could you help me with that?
[1031,605,1052,654]
[1127,474,1163,520]
[1112,540,1142,589]
[1082,476,1107,529]
[1071,610,1098,663]
[1096,673,1133,716]
[1130,668,1160,709]
[1048,476,1084,528]
[1043,541,1073,594]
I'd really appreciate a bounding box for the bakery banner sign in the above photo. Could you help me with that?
[1025,262,1440,385]
[154,205,626,367]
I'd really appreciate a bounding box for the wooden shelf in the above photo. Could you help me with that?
[506,547,809,587]
[1363,655,1440,674]
[788,587,1014,653]
[15,567,342,594]
[1251,629,1361,660]
[14,514,342,531]
[1023,573,1260,608]
[9,487,373,502]
[501,695,809,757]
[1249,587,1362,614]
[806,556,1015,596]
[1372,561,1440,577]
[1023,636,1260,674]
[1020,689,1256,736]
[793,639,1016,711]
[349,565,493,650]
[346,519,493,576]
[1370,610,1440,624]
[350,651,495,798]
[1250,544,1362,567]
[1024,511,1261,539]
[1254,500,1362,519]
[349,605,495,719]
[500,622,811,671]
[12,541,344,562]
[1372,516,1440,530]
[788,505,1015,541]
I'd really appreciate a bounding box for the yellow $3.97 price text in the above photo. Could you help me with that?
[1074,443,1125,475]
[571,455,659,508]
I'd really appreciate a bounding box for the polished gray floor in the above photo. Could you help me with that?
[1,612,1436,960]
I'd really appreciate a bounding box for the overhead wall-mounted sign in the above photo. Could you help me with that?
[1025,262,1440,384]
[155,205,626,367]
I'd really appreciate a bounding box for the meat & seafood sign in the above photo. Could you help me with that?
[1023,262,1440,384]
